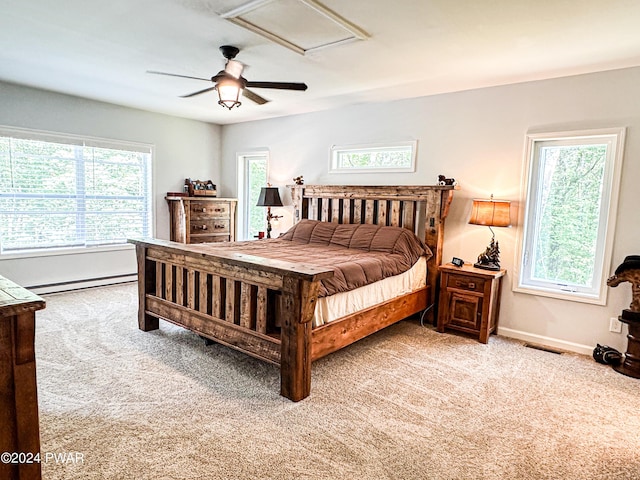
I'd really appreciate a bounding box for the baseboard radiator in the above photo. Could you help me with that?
[28,274,137,295]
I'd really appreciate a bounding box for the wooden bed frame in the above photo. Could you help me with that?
[129,185,454,401]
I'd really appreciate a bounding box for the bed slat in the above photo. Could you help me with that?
[364,200,375,224]
[256,286,268,334]
[377,200,388,226]
[390,200,401,227]
[187,269,195,309]
[175,266,184,306]
[198,273,208,314]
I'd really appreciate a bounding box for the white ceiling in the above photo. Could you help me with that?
[2,0,640,126]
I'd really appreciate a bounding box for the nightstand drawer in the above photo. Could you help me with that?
[446,274,485,293]
[190,202,231,218]
[190,219,230,235]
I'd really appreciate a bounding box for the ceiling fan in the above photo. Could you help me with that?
[148,45,308,110]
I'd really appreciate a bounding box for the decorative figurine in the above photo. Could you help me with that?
[438,175,457,186]
[606,255,640,378]
[607,255,640,312]
[293,175,304,185]
[474,237,501,271]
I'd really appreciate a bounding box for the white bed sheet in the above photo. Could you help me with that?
[312,256,427,327]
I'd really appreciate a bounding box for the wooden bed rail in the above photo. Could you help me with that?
[129,238,333,400]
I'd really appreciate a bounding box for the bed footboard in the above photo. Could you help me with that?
[130,238,333,401]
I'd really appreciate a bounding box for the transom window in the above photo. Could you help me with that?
[0,127,153,255]
[515,128,625,304]
[329,141,417,173]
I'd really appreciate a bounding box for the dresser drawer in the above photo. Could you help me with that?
[445,274,485,293]
[190,201,230,218]
[190,235,230,244]
[189,219,230,235]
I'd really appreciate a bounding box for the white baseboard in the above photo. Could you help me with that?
[497,327,593,356]
[29,274,137,295]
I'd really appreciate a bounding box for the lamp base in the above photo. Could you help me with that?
[473,262,501,271]
[475,238,501,271]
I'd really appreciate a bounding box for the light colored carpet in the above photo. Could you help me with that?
[34,283,640,480]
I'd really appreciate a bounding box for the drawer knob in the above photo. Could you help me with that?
[455,280,475,289]
[201,208,207,212]
[194,224,207,230]
[214,208,223,212]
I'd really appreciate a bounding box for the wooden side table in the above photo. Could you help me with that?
[437,263,505,343]
[0,275,46,480]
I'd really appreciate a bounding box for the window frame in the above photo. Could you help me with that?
[0,126,154,258]
[329,140,417,173]
[513,128,625,305]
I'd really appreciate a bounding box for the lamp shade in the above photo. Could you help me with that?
[216,78,243,110]
[256,187,283,207]
[469,198,511,227]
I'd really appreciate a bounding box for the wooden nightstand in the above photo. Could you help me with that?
[437,263,506,343]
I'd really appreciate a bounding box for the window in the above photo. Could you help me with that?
[329,141,416,173]
[237,152,268,240]
[515,128,625,304]
[0,127,153,255]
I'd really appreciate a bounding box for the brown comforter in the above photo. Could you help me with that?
[197,220,431,297]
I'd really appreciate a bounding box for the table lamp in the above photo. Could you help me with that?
[256,186,283,238]
[469,194,511,270]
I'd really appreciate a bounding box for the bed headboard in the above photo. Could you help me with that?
[290,185,455,310]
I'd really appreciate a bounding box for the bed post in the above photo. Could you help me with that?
[279,277,321,401]
[424,189,454,321]
[291,185,305,224]
[135,244,159,331]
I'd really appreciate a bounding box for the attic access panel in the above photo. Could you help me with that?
[219,0,369,55]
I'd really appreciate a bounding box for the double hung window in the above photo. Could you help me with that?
[0,128,153,255]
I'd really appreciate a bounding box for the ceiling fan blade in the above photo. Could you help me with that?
[180,86,217,98]
[147,70,211,82]
[243,88,269,105]
[245,81,308,91]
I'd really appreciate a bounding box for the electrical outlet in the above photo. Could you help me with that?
[609,317,622,333]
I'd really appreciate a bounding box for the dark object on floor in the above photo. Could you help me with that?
[593,344,623,365]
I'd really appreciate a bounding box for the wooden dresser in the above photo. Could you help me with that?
[166,196,237,244]
[0,275,45,480]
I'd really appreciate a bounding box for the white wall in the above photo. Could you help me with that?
[219,67,640,354]
[0,81,221,291]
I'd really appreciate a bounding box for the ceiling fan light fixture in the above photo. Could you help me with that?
[216,78,243,110]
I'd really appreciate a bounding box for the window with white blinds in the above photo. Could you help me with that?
[0,127,153,255]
